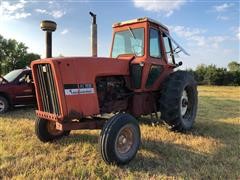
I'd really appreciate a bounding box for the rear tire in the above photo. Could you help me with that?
[99,113,141,165]
[0,96,9,114]
[35,118,70,142]
[159,71,198,131]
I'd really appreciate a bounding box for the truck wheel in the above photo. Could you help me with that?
[0,96,9,114]
[35,118,70,142]
[159,71,198,131]
[99,113,141,165]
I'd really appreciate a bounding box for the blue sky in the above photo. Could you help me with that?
[0,0,239,68]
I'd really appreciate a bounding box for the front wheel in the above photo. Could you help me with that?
[99,113,141,165]
[35,118,70,142]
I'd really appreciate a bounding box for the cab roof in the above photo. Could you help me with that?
[113,17,168,30]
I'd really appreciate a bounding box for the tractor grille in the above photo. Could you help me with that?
[36,64,61,115]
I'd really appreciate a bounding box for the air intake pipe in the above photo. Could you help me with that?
[89,12,97,57]
[40,20,57,58]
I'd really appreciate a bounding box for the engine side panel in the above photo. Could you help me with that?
[52,57,130,118]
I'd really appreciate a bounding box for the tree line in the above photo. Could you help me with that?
[0,35,40,75]
[188,62,240,86]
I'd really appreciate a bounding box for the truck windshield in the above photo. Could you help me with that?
[3,69,23,82]
[112,28,144,58]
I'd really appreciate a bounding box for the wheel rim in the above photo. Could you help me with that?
[46,121,63,136]
[115,125,134,155]
[0,100,5,112]
[181,89,189,116]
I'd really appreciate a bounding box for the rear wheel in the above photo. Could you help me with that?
[0,96,9,114]
[99,113,141,165]
[35,118,70,142]
[159,71,198,131]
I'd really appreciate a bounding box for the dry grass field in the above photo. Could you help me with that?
[0,86,239,179]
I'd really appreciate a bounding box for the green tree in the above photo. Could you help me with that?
[0,35,8,74]
[4,39,27,71]
[0,35,7,61]
[191,64,237,86]
[0,35,40,74]
[15,53,40,69]
[228,61,240,72]
[195,64,207,84]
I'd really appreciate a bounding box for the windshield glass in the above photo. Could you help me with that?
[112,28,144,58]
[3,69,23,82]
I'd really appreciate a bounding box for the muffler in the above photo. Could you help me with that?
[89,12,97,57]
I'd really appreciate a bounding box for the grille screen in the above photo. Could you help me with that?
[36,64,60,115]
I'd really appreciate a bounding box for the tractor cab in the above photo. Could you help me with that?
[111,17,188,62]
[111,17,189,91]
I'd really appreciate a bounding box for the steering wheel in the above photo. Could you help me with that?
[131,44,143,56]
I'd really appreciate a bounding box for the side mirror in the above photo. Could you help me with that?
[178,61,183,66]
[174,61,183,68]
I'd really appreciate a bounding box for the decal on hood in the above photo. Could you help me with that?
[64,83,95,95]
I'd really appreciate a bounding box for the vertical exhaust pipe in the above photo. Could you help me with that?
[89,12,97,57]
[40,20,57,58]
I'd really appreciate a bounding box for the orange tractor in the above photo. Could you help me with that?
[31,12,198,165]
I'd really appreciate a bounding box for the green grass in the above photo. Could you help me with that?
[0,86,240,179]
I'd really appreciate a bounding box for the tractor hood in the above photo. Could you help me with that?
[54,56,131,78]
[32,56,132,75]
[31,56,132,119]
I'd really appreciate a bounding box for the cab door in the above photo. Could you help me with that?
[13,71,35,105]
[143,27,173,90]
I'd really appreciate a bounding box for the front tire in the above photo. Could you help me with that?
[0,96,9,114]
[35,118,70,142]
[159,71,198,131]
[99,113,141,165]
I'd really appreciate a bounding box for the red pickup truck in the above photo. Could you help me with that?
[0,68,36,113]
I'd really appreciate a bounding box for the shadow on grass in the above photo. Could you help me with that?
[0,106,36,120]
[52,117,239,178]
[125,120,240,178]
[197,96,240,120]
[11,105,35,112]
[128,140,208,175]
[57,132,100,145]
[193,121,240,143]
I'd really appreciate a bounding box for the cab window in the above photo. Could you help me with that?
[163,33,175,64]
[112,28,144,58]
[149,28,161,58]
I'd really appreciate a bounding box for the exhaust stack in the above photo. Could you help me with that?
[89,12,97,57]
[40,20,57,58]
